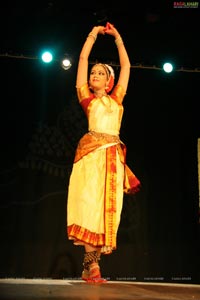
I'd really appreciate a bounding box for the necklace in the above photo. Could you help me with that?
[94,91,107,98]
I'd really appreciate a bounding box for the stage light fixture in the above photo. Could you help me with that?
[61,55,72,70]
[41,51,53,63]
[163,62,173,73]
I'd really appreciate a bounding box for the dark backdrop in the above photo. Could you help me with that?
[0,57,199,283]
[0,0,200,284]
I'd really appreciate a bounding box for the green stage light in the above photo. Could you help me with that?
[41,51,53,63]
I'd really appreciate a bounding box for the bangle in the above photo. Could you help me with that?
[88,32,97,42]
[115,36,123,47]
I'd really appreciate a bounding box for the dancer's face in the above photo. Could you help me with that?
[89,64,109,91]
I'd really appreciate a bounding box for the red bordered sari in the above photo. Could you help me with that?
[67,84,140,254]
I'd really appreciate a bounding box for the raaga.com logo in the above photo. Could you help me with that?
[173,1,199,8]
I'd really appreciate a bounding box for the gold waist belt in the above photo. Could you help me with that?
[88,130,120,144]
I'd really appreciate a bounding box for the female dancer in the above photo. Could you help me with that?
[67,22,141,283]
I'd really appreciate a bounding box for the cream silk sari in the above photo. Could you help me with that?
[67,84,140,254]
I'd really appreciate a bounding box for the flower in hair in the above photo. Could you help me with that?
[104,64,115,93]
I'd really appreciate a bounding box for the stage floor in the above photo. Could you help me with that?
[0,278,200,300]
